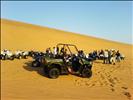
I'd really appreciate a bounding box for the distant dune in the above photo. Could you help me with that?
[1,19,132,55]
[1,19,133,100]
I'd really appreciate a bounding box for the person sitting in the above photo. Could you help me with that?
[71,55,81,72]
[46,47,52,57]
[78,50,85,58]
[53,47,57,57]
[60,47,64,55]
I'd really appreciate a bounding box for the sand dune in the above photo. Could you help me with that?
[1,19,133,100]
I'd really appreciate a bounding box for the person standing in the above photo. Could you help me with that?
[110,50,116,65]
[103,49,109,64]
[116,50,121,62]
[108,50,111,64]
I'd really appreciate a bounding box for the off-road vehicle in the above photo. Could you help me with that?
[1,50,14,60]
[32,43,93,79]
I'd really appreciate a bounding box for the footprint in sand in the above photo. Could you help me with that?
[123,91,132,100]
[87,83,95,87]
[95,73,98,75]
[97,71,101,74]
[121,86,128,90]
[100,74,105,80]
[108,78,115,84]
[74,79,82,86]
[98,81,104,86]
[113,77,121,83]
[105,73,111,78]
[108,74,111,77]
[110,84,114,87]
[110,88,115,92]
[113,77,118,80]
[85,82,90,86]
[104,81,109,86]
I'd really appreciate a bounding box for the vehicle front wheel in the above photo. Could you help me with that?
[1,56,5,60]
[82,68,92,78]
[48,68,60,79]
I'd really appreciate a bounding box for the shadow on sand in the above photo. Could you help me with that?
[23,61,48,78]
[23,61,89,79]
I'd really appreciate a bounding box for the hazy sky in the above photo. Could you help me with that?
[1,1,132,44]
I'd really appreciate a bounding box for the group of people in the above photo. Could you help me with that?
[45,47,125,65]
[45,46,67,58]
[1,47,125,65]
[87,49,125,65]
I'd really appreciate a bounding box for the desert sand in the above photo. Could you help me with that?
[1,19,133,100]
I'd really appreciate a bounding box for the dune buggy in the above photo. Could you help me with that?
[32,43,93,79]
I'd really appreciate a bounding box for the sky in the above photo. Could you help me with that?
[1,1,133,44]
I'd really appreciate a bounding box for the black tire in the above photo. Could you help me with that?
[82,68,92,78]
[23,55,27,59]
[10,56,14,60]
[16,55,21,59]
[25,55,28,59]
[1,56,5,60]
[19,55,22,59]
[32,61,40,67]
[48,68,60,79]
[0,55,2,60]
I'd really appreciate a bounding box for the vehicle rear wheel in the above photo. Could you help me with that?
[23,55,27,59]
[32,61,40,67]
[48,68,60,79]
[16,55,21,59]
[10,56,14,60]
[1,56,5,60]
[82,68,92,78]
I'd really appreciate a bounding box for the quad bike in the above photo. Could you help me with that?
[1,50,14,60]
[15,51,29,59]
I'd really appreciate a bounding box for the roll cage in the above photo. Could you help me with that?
[56,43,79,55]
[56,43,85,65]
